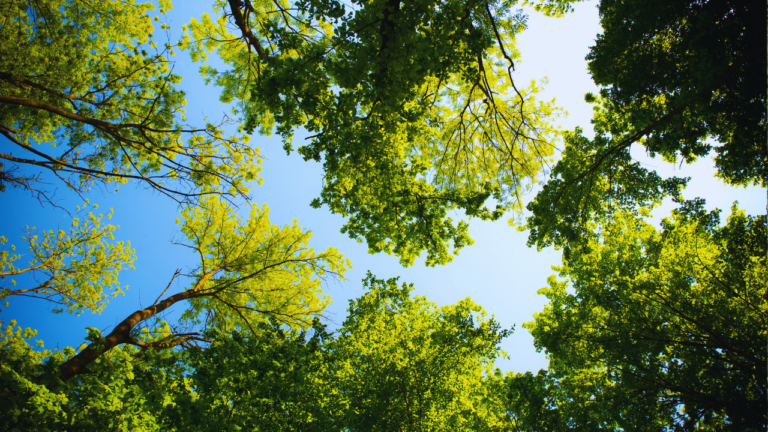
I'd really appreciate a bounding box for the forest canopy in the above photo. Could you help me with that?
[0,0,765,430]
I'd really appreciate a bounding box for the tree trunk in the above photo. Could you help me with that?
[58,289,198,382]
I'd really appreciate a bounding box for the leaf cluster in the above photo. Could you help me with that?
[1,277,515,431]
[526,205,767,429]
[0,201,135,315]
[186,0,561,265]
[0,0,262,204]
[525,0,766,252]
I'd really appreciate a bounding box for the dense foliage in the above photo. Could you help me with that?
[186,0,561,266]
[0,0,260,203]
[526,204,767,430]
[1,0,764,430]
[1,277,513,431]
[526,0,766,251]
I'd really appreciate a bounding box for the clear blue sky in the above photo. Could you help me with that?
[1,0,764,375]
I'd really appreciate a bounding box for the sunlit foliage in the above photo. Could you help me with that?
[186,0,561,265]
[0,201,135,315]
[525,204,767,429]
[0,0,261,203]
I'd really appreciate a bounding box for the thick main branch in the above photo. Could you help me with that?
[58,270,217,382]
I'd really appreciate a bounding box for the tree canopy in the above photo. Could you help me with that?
[2,276,513,431]
[0,0,765,430]
[186,0,561,266]
[0,0,261,203]
[55,195,349,382]
[523,203,767,430]
[525,0,766,252]
[1,201,135,315]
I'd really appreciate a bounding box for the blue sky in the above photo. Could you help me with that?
[1,0,764,375]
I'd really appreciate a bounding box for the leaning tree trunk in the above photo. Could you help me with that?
[58,270,216,382]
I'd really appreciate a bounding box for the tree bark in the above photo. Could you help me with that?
[58,289,197,381]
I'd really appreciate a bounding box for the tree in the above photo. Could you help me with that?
[1,0,353,428]
[174,274,513,431]
[1,276,513,431]
[186,0,562,266]
[56,195,349,382]
[525,0,766,251]
[330,274,512,431]
[0,201,135,315]
[516,2,767,425]
[0,196,349,428]
[525,203,767,429]
[0,320,191,431]
[0,0,261,204]
[171,320,340,431]
[586,0,765,187]
[526,123,688,253]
